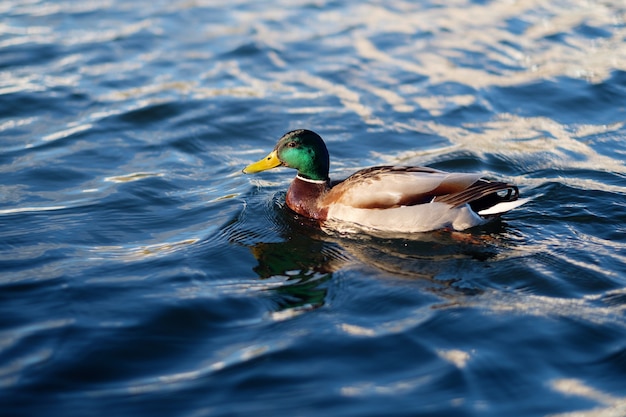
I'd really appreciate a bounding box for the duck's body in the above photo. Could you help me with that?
[244,130,525,233]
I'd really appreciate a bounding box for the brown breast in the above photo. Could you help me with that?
[285,176,330,220]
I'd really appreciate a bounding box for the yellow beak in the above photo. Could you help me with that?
[242,150,282,174]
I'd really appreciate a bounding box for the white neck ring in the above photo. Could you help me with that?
[296,175,327,184]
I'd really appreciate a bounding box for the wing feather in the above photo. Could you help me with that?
[323,166,483,209]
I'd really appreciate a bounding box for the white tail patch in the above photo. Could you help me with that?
[478,197,530,216]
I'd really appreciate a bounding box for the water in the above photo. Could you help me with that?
[1,0,626,416]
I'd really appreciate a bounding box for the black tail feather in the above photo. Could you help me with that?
[433,180,519,212]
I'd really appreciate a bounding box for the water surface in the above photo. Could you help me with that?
[1,0,626,416]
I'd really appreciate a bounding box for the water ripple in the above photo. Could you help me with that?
[2,0,626,416]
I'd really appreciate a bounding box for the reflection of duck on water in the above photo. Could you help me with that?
[232,203,506,312]
[249,220,500,282]
[248,239,337,312]
[240,211,344,311]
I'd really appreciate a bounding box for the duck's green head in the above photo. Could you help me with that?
[243,129,330,181]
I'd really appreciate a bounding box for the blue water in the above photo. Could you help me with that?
[2,1,626,416]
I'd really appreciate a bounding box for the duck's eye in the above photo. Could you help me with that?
[287,142,297,148]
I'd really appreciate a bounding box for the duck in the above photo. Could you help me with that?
[243,129,526,233]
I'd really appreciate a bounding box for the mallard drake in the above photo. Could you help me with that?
[243,129,525,233]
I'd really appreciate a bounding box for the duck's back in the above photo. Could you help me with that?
[323,166,483,209]
[322,165,520,233]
